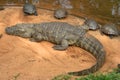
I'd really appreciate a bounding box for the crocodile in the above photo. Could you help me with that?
[5,22,106,76]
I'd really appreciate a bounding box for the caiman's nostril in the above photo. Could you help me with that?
[5,27,13,34]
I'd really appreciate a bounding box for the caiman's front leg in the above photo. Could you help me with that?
[53,39,68,51]
[30,32,43,42]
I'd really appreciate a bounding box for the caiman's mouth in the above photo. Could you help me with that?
[5,26,34,38]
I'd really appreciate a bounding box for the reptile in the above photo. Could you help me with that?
[5,22,106,76]
[0,4,85,19]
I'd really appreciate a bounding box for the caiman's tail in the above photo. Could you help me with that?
[68,34,106,76]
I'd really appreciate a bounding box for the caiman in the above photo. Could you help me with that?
[5,22,106,76]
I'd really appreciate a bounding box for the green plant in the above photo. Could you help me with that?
[52,68,120,80]
[76,71,120,80]
[52,74,71,80]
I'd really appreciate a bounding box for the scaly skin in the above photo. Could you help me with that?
[68,34,105,75]
[5,22,106,76]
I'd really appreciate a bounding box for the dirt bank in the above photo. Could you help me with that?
[0,7,120,80]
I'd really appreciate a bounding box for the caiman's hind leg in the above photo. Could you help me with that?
[53,34,79,50]
[29,32,43,42]
[52,39,69,51]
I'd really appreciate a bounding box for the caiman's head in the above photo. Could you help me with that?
[5,23,35,38]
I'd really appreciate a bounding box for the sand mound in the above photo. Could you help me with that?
[0,7,120,80]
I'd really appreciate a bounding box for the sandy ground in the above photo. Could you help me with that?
[0,7,120,80]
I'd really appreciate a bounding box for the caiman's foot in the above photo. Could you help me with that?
[52,45,67,51]
[29,38,42,42]
[29,38,36,42]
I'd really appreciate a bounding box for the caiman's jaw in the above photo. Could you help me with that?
[5,27,16,35]
[5,24,35,38]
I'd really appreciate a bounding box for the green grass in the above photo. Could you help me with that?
[52,74,71,80]
[76,72,120,80]
[52,69,120,80]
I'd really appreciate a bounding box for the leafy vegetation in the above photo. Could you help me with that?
[76,72,120,80]
[52,69,120,80]
[52,74,71,80]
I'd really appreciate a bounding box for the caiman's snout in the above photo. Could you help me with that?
[5,27,15,35]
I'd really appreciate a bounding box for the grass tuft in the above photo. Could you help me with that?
[52,74,71,80]
[76,71,120,80]
[52,68,120,80]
